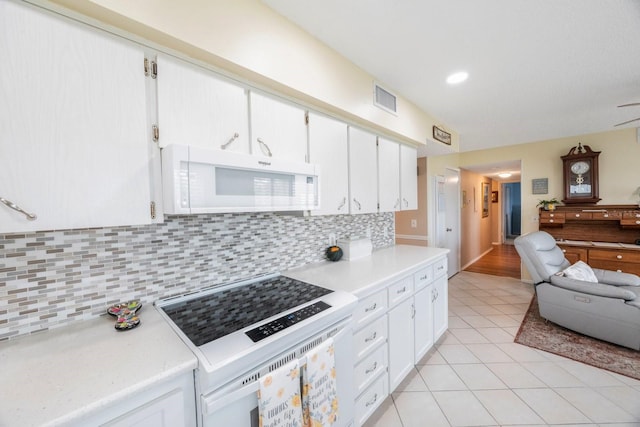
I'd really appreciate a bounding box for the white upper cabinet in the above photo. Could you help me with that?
[377,137,400,212]
[156,54,249,153]
[348,127,378,214]
[400,144,418,210]
[0,1,154,233]
[308,113,349,215]
[249,91,308,162]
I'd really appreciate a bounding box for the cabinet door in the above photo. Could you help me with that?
[387,298,414,391]
[0,1,152,233]
[308,113,349,215]
[413,285,434,363]
[400,144,418,210]
[103,389,184,427]
[348,127,378,214]
[156,54,249,152]
[377,137,400,212]
[432,275,449,342]
[558,245,588,264]
[249,91,307,162]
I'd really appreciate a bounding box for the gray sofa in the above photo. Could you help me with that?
[514,231,640,350]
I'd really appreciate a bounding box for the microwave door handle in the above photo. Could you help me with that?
[202,381,260,415]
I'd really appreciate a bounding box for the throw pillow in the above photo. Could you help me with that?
[562,260,598,283]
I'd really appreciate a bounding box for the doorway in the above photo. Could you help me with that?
[432,168,461,277]
[502,182,521,242]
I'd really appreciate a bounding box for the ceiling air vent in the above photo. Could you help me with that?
[374,83,397,114]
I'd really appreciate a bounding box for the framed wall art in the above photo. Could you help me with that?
[482,182,490,217]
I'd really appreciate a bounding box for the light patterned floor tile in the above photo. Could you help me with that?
[392,391,451,427]
[485,363,546,389]
[513,388,591,424]
[451,364,508,390]
[474,389,545,425]
[418,364,467,391]
[432,390,497,426]
[554,387,638,423]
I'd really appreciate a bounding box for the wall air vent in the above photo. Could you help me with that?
[374,83,397,114]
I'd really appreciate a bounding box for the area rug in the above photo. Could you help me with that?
[514,295,640,380]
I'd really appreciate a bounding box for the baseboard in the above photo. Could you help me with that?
[461,246,494,270]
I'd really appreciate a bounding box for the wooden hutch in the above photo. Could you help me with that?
[539,204,640,275]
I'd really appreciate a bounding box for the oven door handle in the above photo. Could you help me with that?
[202,381,260,415]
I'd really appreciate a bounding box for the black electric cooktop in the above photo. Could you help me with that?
[160,276,333,347]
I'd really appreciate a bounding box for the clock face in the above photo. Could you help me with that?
[570,160,590,175]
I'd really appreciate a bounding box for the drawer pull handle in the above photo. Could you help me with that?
[396,286,407,294]
[364,303,377,313]
[617,255,623,259]
[365,393,378,407]
[365,362,378,374]
[365,332,377,343]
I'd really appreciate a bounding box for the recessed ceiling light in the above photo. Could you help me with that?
[446,71,469,85]
[498,172,512,178]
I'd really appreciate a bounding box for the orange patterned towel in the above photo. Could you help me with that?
[258,359,303,427]
[302,337,339,427]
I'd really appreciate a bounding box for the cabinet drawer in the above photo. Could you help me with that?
[566,212,592,220]
[588,259,640,275]
[413,265,433,291]
[589,249,640,263]
[592,211,621,220]
[353,291,387,330]
[388,277,414,307]
[355,374,388,427]
[540,212,565,224]
[353,315,387,360]
[433,258,447,278]
[354,345,387,396]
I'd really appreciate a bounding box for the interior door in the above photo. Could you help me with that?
[440,168,461,277]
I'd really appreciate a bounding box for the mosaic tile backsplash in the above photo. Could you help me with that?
[0,212,394,341]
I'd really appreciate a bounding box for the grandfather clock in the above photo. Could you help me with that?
[561,143,601,204]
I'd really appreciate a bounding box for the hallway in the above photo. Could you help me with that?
[464,244,521,279]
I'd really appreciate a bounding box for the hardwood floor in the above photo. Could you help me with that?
[464,243,521,279]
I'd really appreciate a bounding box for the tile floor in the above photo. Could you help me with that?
[363,271,640,427]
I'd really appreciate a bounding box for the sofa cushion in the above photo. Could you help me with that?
[562,261,598,283]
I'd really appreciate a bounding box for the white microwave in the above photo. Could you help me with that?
[161,145,320,214]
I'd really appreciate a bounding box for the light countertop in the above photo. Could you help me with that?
[0,306,197,427]
[285,245,449,297]
[0,244,448,427]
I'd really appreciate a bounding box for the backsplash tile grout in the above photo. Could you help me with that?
[0,212,394,340]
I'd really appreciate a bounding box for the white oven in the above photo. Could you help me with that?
[155,274,357,427]
[200,319,354,427]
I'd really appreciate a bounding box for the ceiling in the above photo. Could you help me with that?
[263,0,640,161]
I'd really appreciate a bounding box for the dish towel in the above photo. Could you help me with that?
[302,337,339,427]
[258,359,303,427]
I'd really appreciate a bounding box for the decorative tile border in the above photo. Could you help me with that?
[0,212,394,340]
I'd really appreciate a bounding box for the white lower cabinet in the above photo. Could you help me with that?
[433,273,449,341]
[352,288,388,426]
[387,296,415,391]
[413,284,434,363]
[352,255,448,426]
[75,373,196,427]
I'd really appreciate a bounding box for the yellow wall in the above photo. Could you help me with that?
[459,170,493,267]
[42,0,458,150]
[429,127,639,238]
